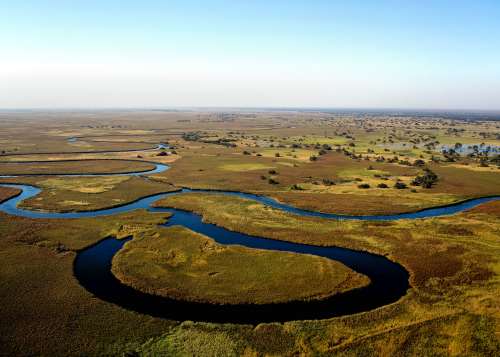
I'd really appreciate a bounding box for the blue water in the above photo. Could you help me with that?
[1,155,499,323]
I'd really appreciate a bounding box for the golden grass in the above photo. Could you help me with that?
[41,176,130,193]
[0,159,156,175]
[219,163,275,172]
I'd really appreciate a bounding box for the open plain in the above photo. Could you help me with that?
[0,110,499,356]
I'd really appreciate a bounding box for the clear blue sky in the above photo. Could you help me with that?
[1,0,499,109]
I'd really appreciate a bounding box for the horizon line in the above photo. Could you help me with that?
[1,106,500,113]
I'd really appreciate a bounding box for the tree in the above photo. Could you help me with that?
[411,168,438,188]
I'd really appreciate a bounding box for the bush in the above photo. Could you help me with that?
[268,169,278,175]
[377,183,388,188]
[309,155,318,161]
[268,178,279,185]
[394,182,407,189]
[243,151,251,155]
[322,178,335,186]
[290,184,304,190]
[358,183,370,189]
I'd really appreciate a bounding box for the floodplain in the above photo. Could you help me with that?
[0,110,499,356]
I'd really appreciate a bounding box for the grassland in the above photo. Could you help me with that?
[0,175,177,211]
[3,200,497,356]
[152,193,500,355]
[0,159,156,175]
[112,225,368,304]
[0,210,179,356]
[0,186,20,203]
[0,110,499,356]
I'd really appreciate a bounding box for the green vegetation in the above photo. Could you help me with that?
[0,175,177,211]
[0,111,499,356]
[113,226,368,304]
[0,210,177,356]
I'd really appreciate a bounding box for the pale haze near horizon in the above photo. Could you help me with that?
[1,1,499,110]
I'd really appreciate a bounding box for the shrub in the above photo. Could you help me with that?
[394,182,407,189]
[268,169,278,175]
[309,155,318,161]
[358,183,370,189]
[413,159,426,167]
[268,178,279,185]
[322,178,335,186]
[377,183,388,188]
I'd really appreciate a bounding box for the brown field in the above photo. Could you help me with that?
[0,186,20,203]
[0,159,156,175]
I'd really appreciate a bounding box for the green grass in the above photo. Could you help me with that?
[0,175,177,212]
[0,111,499,356]
[0,210,179,356]
[112,225,368,304]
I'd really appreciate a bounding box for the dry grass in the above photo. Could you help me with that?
[0,159,155,175]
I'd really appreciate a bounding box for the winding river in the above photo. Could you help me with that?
[0,154,499,323]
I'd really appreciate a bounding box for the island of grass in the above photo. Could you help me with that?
[111,226,369,305]
[0,159,156,175]
[0,186,21,203]
[0,175,178,212]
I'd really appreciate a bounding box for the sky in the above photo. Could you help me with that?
[1,0,500,110]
